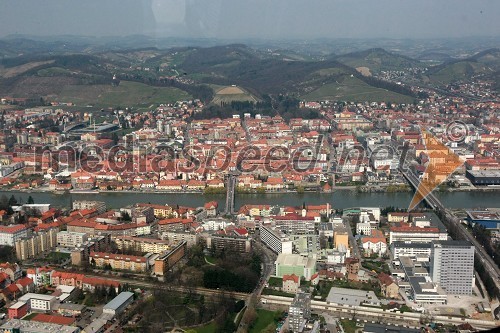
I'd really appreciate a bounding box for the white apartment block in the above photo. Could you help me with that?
[389,227,448,244]
[57,231,88,248]
[0,225,30,246]
[15,228,57,260]
[356,222,373,235]
[260,225,293,254]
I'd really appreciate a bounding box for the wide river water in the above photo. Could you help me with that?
[1,190,499,210]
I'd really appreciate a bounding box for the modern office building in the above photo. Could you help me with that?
[390,241,432,260]
[18,293,58,311]
[430,240,475,295]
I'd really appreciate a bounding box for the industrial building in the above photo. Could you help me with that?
[466,209,500,230]
[466,169,500,186]
[103,291,134,316]
[0,319,80,333]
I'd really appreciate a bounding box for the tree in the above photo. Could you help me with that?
[8,195,17,207]
[108,286,117,298]
[121,211,131,221]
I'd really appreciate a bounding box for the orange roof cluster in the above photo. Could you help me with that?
[0,224,28,234]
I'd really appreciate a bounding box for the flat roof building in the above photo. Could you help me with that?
[275,253,316,281]
[326,287,380,307]
[0,319,80,333]
[466,209,500,230]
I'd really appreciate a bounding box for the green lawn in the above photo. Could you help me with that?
[267,276,283,288]
[249,309,278,333]
[194,321,217,333]
[340,319,358,333]
[205,256,216,265]
[45,251,70,264]
[362,260,391,275]
[55,80,191,108]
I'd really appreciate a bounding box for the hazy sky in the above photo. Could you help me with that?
[1,0,499,39]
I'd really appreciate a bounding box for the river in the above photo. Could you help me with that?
[1,190,499,210]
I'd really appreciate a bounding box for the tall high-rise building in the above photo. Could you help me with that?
[430,240,474,295]
[288,292,311,333]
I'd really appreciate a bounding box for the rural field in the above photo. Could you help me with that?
[53,80,191,108]
[303,75,414,103]
[211,85,260,105]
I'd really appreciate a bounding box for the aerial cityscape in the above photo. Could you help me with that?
[0,1,499,333]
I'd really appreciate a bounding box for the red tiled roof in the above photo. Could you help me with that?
[4,284,19,294]
[0,224,28,234]
[282,274,299,284]
[15,277,33,287]
[82,277,120,288]
[378,273,395,286]
[32,313,76,325]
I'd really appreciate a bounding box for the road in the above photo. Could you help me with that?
[224,172,238,214]
[262,295,499,330]
[344,216,362,261]
[236,236,276,333]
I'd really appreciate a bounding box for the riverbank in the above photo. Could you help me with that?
[2,185,498,195]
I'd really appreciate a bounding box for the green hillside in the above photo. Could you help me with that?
[54,80,191,108]
[303,74,414,103]
[427,48,500,86]
[335,48,424,74]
